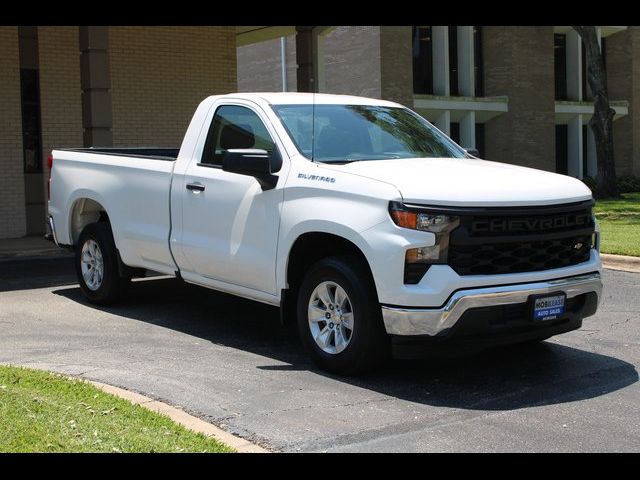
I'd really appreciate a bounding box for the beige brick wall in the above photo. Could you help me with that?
[379,26,413,107]
[39,26,83,157]
[38,26,83,233]
[324,26,382,99]
[109,26,237,147]
[0,27,26,239]
[484,27,556,172]
[237,35,297,92]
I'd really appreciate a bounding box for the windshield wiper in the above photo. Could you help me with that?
[319,159,361,164]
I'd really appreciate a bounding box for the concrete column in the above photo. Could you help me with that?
[435,110,451,136]
[79,26,112,147]
[566,29,582,101]
[432,26,449,96]
[586,123,597,177]
[460,111,476,149]
[457,26,475,97]
[567,115,584,178]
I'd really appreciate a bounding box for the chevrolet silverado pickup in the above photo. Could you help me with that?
[47,93,603,374]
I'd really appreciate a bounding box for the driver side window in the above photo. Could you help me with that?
[201,105,278,169]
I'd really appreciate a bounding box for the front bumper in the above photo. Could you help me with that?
[381,272,602,336]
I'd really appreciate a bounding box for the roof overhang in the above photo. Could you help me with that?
[413,95,509,123]
[236,26,296,47]
[553,26,627,38]
[555,100,629,124]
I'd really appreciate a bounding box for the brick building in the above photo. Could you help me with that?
[238,26,639,181]
[0,26,237,239]
[2,26,638,241]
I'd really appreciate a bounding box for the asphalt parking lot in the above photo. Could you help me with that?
[1,257,638,452]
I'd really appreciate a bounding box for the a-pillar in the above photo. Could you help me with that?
[79,26,112,147]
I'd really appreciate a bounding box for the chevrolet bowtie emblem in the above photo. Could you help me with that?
[574,242,584,250]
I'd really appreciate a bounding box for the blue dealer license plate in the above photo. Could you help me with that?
[532,293,566,321]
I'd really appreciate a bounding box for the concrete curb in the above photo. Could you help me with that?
[601,253,640,274]
[88,380,270,453]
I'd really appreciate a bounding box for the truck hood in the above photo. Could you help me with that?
[324,157,593,207]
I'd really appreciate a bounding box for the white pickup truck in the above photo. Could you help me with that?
[47,93,603,374]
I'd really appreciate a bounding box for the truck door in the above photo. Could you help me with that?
[174,102,286,297]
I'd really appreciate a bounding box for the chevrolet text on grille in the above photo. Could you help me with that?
[472,213,592,233]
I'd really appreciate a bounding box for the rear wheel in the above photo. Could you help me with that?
[297,256,389,375]
[76,222,130,305]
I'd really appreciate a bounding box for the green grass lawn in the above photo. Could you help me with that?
[594,192,640,257]
[0,365,234,453]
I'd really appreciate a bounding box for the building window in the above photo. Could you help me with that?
[20,68,43,174]
[448,26,458,96]
[475,123,485,158]
[450,122,460,144]
[554,34,567,101]
[474,26,484,97]
[413,26,433,95]
[555,124,568,174]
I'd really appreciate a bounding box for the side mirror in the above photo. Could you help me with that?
[222,149,278,190]
[465,148,480,158]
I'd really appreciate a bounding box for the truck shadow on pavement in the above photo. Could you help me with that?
[53,276,638,412]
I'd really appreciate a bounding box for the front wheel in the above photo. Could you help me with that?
[76,222,131,305]
[297,256,389,375]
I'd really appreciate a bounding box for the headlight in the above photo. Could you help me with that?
[389,202,460,283]
[389,202,459,233]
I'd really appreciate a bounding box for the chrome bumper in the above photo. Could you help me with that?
[381,273,602,336]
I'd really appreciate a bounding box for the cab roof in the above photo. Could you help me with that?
[212,92,404,108]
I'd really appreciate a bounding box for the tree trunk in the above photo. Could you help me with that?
[572,26,619,198]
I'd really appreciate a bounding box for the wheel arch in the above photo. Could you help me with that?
[68,196,110,246]
[280,231,377,325]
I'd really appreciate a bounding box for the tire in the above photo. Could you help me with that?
[75,222,131,305]
[296,255,389,375]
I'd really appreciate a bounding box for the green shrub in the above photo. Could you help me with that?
[582,176,596,193]
[617,175,640,194]
[580,175,640,194]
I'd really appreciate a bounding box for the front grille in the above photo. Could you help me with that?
[448,201,594,276]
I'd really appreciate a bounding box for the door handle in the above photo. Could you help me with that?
[186,183,205,192]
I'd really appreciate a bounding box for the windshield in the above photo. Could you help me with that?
[271,104,466,163]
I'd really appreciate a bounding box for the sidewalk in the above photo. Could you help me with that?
[0,235,73,262]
